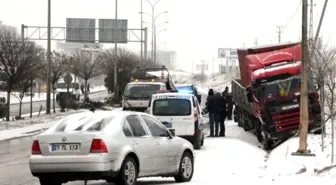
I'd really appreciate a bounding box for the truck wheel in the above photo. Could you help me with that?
[243,114,252,131]
[255,122,263,143]
[237,112,243,127]
[261,130,273,151]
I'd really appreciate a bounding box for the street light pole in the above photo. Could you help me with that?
[151,6,155,61]
[140,0,143,62]
[113,0,119,100]
[46,0,51,114]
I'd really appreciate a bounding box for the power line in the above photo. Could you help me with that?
[283,0,302,31]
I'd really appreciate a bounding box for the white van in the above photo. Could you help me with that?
[122,81,167,111]
[149,92,205,149]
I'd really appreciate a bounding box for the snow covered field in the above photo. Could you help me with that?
[0,85,107,104]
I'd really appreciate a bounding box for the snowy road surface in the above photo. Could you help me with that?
[0,121,335,184]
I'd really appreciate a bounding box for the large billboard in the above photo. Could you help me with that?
[66,18,96,43]
[218,48,238,59]
[99,19,128,43]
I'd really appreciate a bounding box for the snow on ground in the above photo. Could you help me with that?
[0,85,107,104]
[0,109,89,140]
[0,108,123,140]
[265,120,336,180]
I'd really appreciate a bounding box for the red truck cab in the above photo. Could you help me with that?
[232,43,321,150]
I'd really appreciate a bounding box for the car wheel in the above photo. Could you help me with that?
[174,151,194,182]
[116,157,138,185]
[39,177,62,185]
[193,139,201,150]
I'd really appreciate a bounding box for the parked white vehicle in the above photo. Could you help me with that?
[55,74,81,101]
[122,81,167,111]
[29,110,194,185]
[149,93,205,149]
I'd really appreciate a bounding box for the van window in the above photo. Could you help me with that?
[153,99,191,116]
[124,84,161,98]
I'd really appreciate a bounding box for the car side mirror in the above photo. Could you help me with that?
[168,128,175,137]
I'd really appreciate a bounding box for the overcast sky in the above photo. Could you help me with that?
[0,0,335,71]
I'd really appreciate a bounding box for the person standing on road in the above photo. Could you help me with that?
[218,92,227,136]
[206,89,216,137]
[214,92,227,136]
[222,86,233,120]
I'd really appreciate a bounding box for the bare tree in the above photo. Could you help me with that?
[0,27,44,121]
[12,78,34,118]
[40,51,69,113]
[70,51,102,100]
[97,48,142,96]
[311,44,336,122]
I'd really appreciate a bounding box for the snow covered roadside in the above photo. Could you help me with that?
[265,121,336,179]
[0,85,107,105]
[0,109,89,141]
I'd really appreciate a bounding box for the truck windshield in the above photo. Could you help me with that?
[124,84,161,98]
[256,76,315,99]
[56,83,78,89]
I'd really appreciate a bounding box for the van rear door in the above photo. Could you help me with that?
[151,95,194,136]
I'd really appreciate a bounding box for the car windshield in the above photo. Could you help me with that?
[255,76,315,100]
[153,99,191,116]
[124,84,161,98]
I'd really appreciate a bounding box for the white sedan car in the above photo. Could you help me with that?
[29,110,194,185]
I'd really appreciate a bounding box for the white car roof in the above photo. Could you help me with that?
[152,92,195,98]
[127,81,165,85]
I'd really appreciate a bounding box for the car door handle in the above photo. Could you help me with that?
[156,142,160,146]
[133,141,139,145]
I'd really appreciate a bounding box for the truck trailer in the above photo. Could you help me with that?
[232,43,321,150]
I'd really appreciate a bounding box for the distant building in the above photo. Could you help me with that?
[141,50,177,69]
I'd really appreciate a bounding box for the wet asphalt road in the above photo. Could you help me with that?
[0,92,209,185]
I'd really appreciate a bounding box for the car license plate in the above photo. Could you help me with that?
[50,143,80,152]
[162,121,172,128]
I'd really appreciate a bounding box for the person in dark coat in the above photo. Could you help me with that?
[226,94,233,120]
[217,92,227,136]
[206,89,216,137]
[222,86,233,120]
[214,92,227,136]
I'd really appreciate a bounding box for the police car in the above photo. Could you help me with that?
[175,84,201,103]
[149,92,205,149]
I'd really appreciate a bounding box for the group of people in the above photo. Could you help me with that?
[205,86,233,137]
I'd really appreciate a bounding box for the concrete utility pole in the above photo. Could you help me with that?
[276,26,282,43]
[293,0,314,156]
[113,0,119,100]
[46,0,51,114]
[308,0,314,41]
[314,0,328,44]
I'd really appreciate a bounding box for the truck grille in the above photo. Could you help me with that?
[270,108,313,132]
[266,101,312,132]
